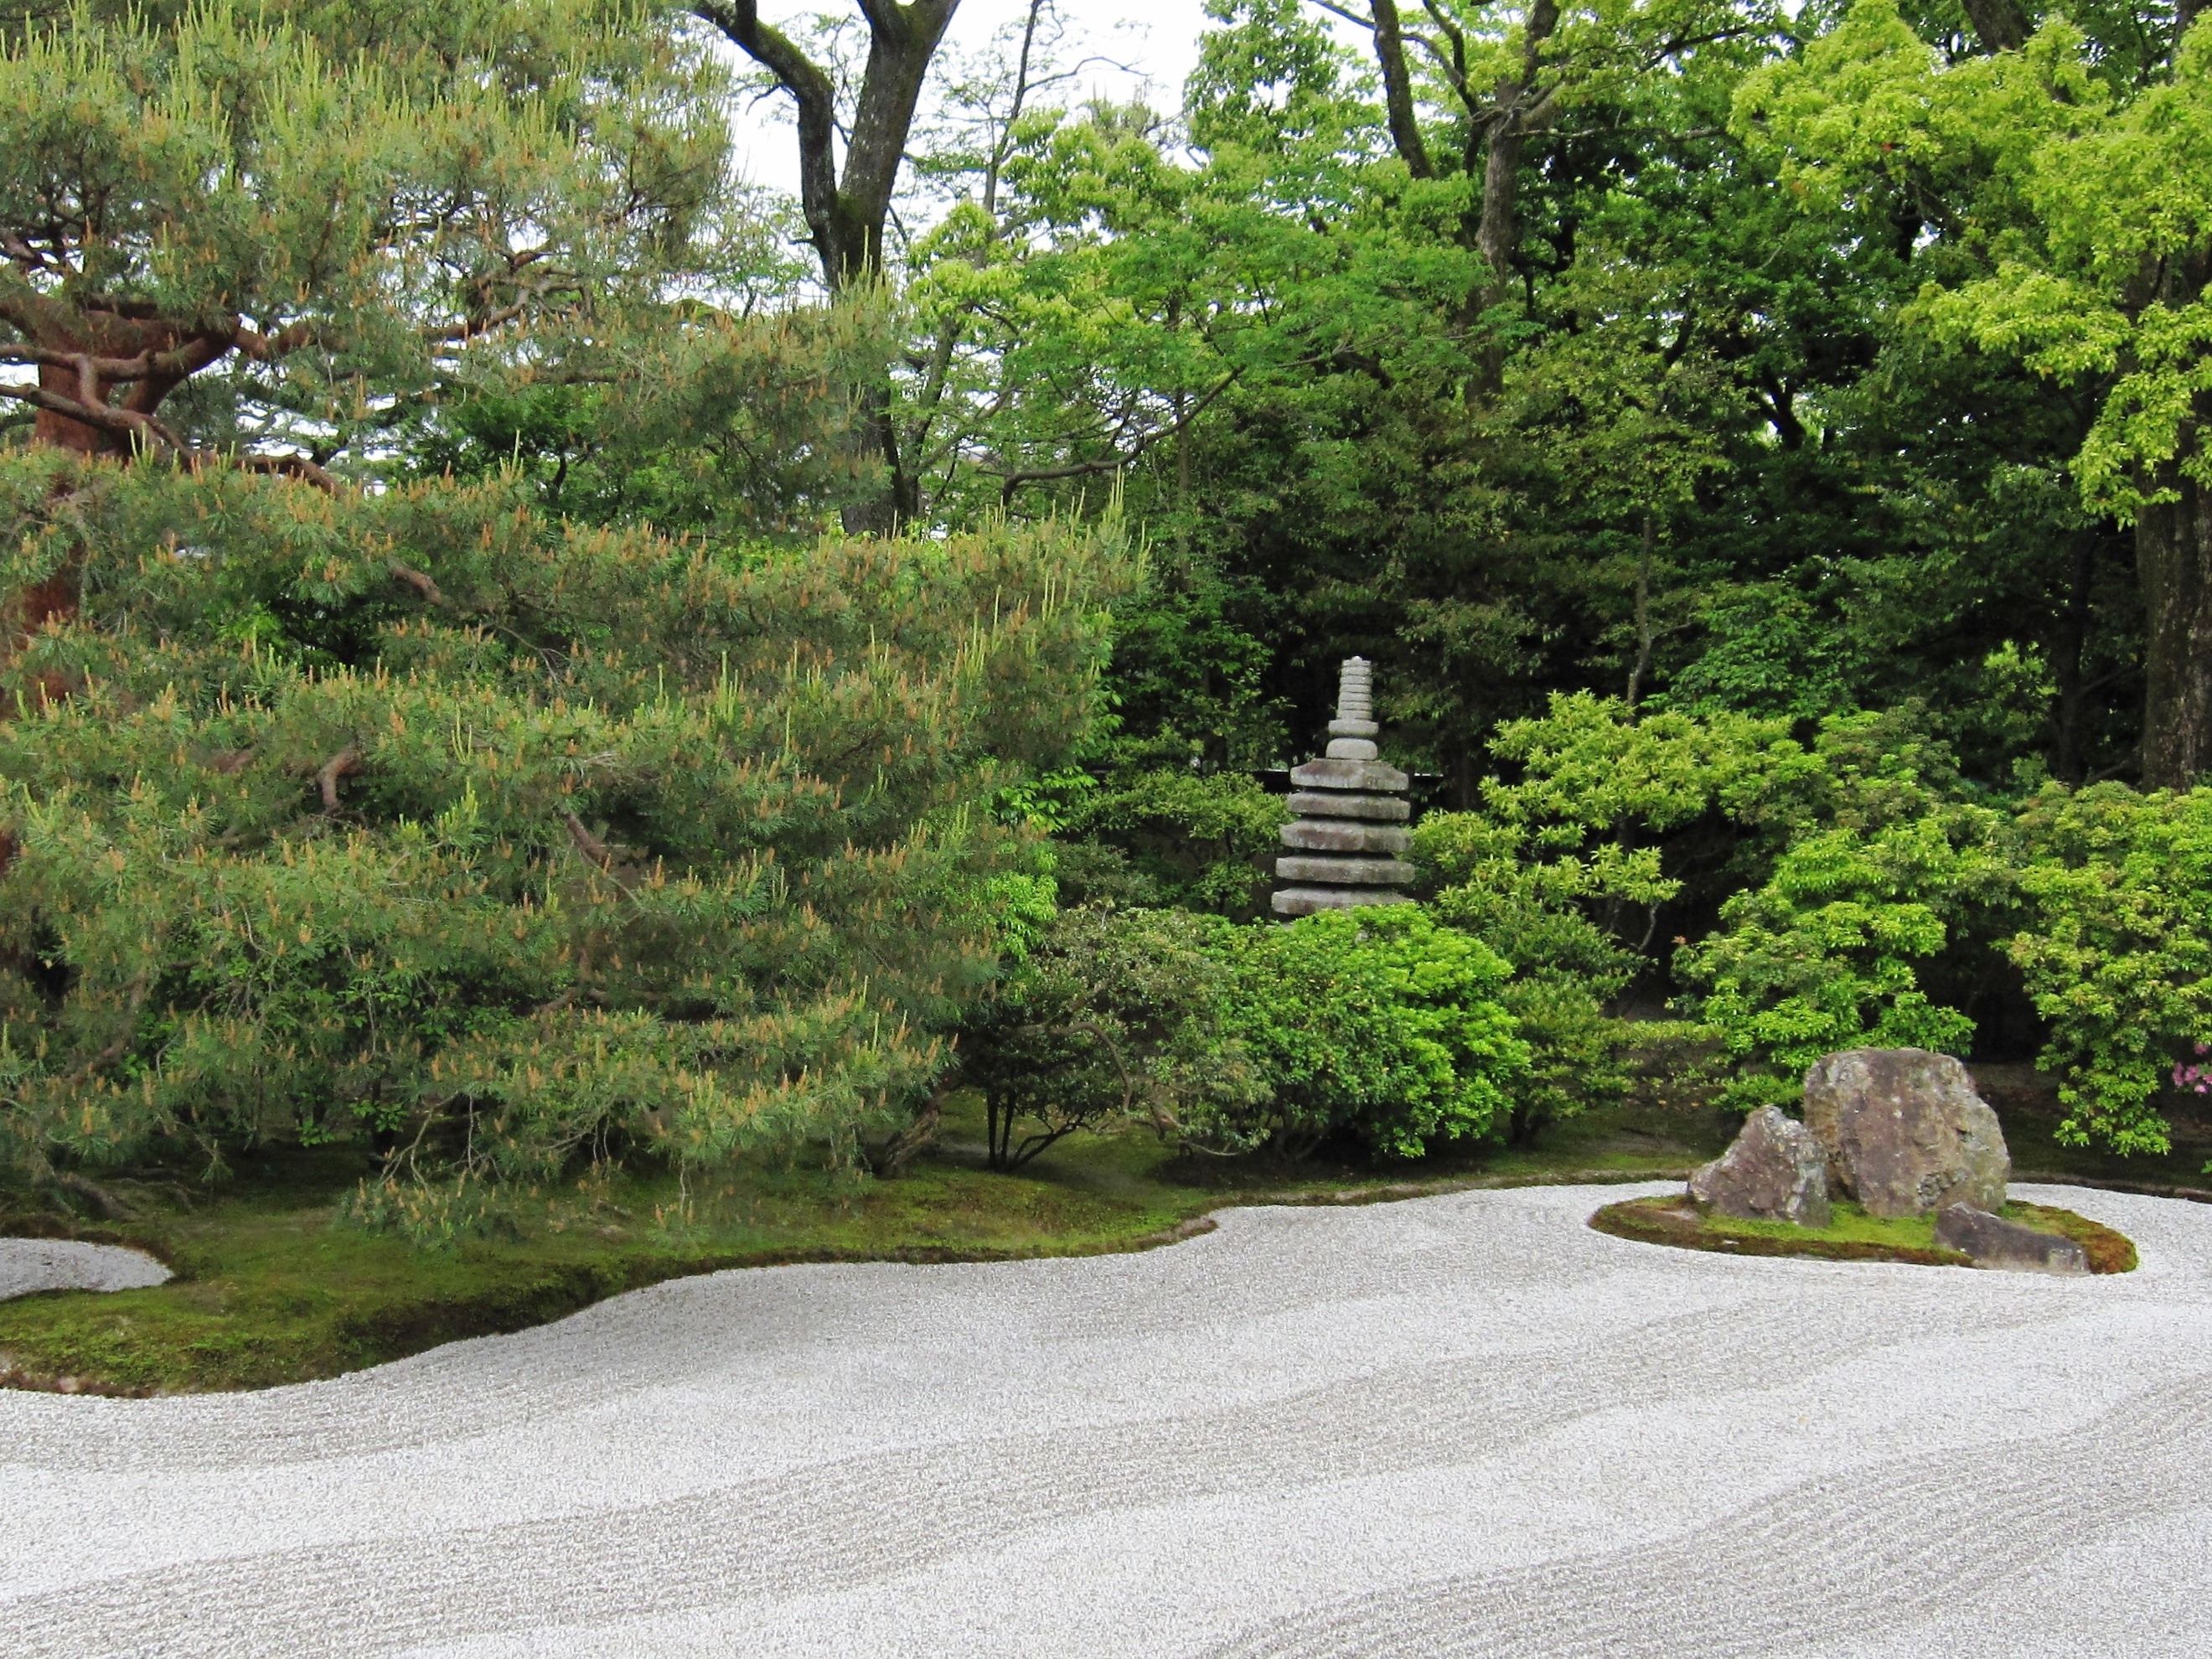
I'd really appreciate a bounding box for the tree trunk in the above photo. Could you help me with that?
[1625,513,1656,709]
[1959,0,2029,52]
[698,0,961,535]
[1363,0,1558,399]
[2136,473,2212,788]
[33,362,127,457]
[1369,2,1434,179]
[2049,529,2096,784]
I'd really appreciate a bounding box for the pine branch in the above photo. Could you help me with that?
[317,747,362,814]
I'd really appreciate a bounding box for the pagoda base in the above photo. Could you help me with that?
[1270,886,1414,918]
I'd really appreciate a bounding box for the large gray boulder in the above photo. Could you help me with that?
[1935,1204,2089,1275]
[1801,1048,2009,1219]
[1690,1105,1832,1227]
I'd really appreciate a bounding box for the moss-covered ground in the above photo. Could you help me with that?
[1591,1193,2139,1274]
[0,1071,2194,1394]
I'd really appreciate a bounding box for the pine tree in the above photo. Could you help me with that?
[0,1,1125,1217]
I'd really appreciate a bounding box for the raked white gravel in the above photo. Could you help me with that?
[3,1181,2209,1656]
[0,1237,169,1302]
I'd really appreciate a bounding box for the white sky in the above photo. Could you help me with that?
[722,0,1215,199]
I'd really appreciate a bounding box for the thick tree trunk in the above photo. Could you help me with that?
[698,0,959,535]
[2137,475,2212,788]
[1959,0,2030,52]
[1370,3,1434,179]
[32,361,127,456]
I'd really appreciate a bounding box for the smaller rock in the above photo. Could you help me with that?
[1935,1204,2089,1275]
[1690,1105,1832,1227]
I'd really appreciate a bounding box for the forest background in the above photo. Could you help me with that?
[5,0,2212,1233]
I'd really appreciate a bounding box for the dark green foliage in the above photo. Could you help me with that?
[1059,767,1287,918]
[0,453,1124,1217]
[957,905,1263,1171]
[406,304,894,547]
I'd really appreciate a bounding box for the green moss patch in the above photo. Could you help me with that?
[1590,1192,2137,1273]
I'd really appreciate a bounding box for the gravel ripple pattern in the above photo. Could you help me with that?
[0,1238,169,1302]
[3,1181,2208,1656]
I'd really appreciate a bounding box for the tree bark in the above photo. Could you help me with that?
[1959,0,2030,53]
[1469,1,1558,395]
[1362,0,1558,398]
[2136,472,2212,788]
[696,0,962,534]
[2049,528,2096,785]
[1369,2,1434,179]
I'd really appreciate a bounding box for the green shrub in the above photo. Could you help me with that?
[1414,813,1641,1144]
[956,906,1263,1171]
[1673,813,2008,1109]
[1408,690,1806,1141]
[2009,783,2212,1157]
[1181,907,1528,1160]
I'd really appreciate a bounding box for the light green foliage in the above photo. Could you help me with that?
[1736,2,2212,521]
[1672,708,2015,1106]
[2008,783,2212,1156]
[957,905,1264,1171]
[1435,695,2018,1115]
[1184,906,1527,1160]
[1414,693,1798,1135]
[1415,809,1644,1145]
[1675,815,2000,1107]
[1421,697,1745,954]
[1480,692,1800,847]
[1414,691,1801,988]
[0,454,1124,1208]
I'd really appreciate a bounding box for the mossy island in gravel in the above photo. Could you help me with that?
[1590,1192,2137,1274]
[1602,1047,2142,1273]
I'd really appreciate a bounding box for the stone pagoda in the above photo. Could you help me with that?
[1271,658,1415,917]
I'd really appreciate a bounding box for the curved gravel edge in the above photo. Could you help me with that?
[0,1238,171,1302]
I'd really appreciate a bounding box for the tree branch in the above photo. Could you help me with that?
[995,370,1242,504]
[233,452,340,494]
[1372,2,1436,178]
[0,380,171,445]
[387,563,451,607]
[317,747,362,814]
[695,0,845,272]
[564,810,616,870]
